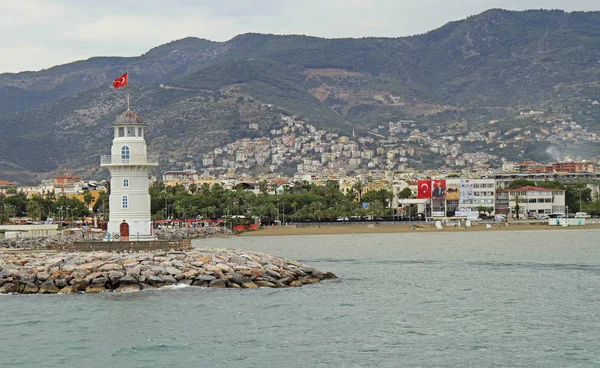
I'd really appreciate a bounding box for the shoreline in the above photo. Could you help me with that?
[240,223,600,237]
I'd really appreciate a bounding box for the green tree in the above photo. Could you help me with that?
[566,184,592,213]
[508,179,535,189]
[397,187,413,199]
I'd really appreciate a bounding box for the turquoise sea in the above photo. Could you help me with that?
[1,230,600,367]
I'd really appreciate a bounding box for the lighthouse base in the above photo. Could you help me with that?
[107,219,155,242]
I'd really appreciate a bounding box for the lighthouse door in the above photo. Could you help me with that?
[119,222,130,240]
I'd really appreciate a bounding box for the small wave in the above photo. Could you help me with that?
[162,283,192,290]
[1,320,44,327]
[467,261,600,273]
[263,304,287,309]
[111,343,190,356]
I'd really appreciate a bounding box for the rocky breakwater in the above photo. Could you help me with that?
[0,247,337,294]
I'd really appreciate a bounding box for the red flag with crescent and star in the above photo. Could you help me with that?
[113,72,128,89]
[417,180,432,199]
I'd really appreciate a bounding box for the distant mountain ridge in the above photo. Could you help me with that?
[1,9,600,182]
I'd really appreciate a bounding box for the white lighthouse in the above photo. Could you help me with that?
[100,110,158,241]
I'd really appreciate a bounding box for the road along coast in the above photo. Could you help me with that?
[240,222,600,236]
[0,247,337,294]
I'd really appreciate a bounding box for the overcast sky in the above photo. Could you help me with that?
[1,0,599,73]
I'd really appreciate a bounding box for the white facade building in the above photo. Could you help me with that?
[100,110,158,240]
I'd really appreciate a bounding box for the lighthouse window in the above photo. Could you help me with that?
[138,127,143,137]
[123,179,129,188]
[121,146,130,163]
[118,127,125,137]
[122,195,129,209]
[127,127,135,137]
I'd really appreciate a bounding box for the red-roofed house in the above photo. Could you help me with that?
[496,186,565,218]
[0,179,16,195]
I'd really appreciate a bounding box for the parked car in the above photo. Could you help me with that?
[575,212,591,218]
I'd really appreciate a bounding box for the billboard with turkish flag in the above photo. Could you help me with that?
[432,179,447,199]
[417,180,432,199]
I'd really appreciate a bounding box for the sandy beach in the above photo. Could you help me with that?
[240,223,600,236]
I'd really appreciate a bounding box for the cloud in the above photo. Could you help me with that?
[1,0,600,72]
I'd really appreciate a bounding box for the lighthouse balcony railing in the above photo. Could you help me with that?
[100,155,158,165]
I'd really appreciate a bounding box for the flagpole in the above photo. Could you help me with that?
[127,70,130,110]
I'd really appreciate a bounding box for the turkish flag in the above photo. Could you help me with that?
[417,180,432,199]
[113,72,128,89]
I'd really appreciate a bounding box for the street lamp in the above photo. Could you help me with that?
[574,188,583,213]
[58,206,64,228]
[66,206,70,228]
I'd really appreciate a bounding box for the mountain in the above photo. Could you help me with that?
[1,9,600,182]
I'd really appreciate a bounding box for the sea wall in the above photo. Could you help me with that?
[0,247,337,294]
[1,226,232,249]
[48,239,192,252]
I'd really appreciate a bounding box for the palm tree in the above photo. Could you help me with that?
[83,191,93,211]
[352,178,365,203]
[26,200,42,220]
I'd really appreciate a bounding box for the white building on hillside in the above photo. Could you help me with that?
[100,110,158,240]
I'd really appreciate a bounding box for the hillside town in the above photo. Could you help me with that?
[191,111,599,176]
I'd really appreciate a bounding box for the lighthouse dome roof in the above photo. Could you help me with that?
[115,110,143,125]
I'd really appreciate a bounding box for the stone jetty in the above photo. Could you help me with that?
[0,226,232,249]
[0,247,337,294]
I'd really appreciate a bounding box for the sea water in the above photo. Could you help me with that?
[1,230,599,367]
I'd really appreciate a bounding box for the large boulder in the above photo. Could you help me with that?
[115,284,141,293]
[255,281,277,288]
[36,272,51,282]
[194,274,216,282]
[22,282,39,294]
[164,266,183,276]
[54,278,68,288]
[229,273,251,286]
[39,281,60,294]
[70,278,90,291]
[147,275,164,286]
[85,285,105,293]
[0,282,17,293]
[161,275,177,285]
[108,271,125,282]
[117,274,139,285]
[98,263,124,272]
[208,279,227,288]
[58,286,79,294]
[75,262,105,271]
[51,270,71,279]
[90,276,108,285]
